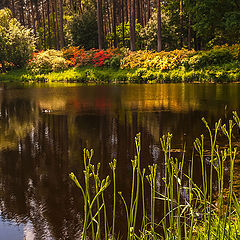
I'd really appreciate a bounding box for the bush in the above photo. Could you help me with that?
[121,49,195,70]
[0,8,36,70]
[67,12,98,50]
[187,48,234,69]
[106,56,121,69]
[28,50,68,74]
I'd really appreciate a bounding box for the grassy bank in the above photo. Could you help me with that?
[70,113,240,239]
[0,67,133,83]
[1,62,240,84]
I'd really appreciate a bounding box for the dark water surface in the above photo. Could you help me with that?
[0,83,240,239]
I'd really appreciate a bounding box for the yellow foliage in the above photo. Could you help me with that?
[121,49,196,70]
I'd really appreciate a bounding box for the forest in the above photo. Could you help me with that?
[1,0,240,50]
[0,0,240,82]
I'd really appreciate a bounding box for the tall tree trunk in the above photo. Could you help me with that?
[188,17,191,50]
[54,0,60,49]
[125,0,128,22]
[19,0,25,25]
[97,0,104,49]
[143,0,146,26]
[27,1,31,28]
[35,0,41,29]
[147,0,150,21]
[129,0,136,50]
[30,0,37,36]
[42,0,46,50]
[51,0,58,49]
[122,0,125,46]
[157,0,162,52]
[59,0,65,49]
[106,0,112,34]
[180,0,183,48]
[136,0,141,24]
[112,0,117,47]
[47,0,51,48]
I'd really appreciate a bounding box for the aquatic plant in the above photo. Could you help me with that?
[70,112,240,239]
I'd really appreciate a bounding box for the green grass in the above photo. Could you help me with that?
[70,112,240,240]
[0,68,28,82]
[1,62,240,84]
[0,67,133,83]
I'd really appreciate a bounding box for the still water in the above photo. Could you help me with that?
[0,83,240,239]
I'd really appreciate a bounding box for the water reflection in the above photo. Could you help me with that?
[0,83,240,239]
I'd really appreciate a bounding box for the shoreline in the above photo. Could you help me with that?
[1,64,240,84]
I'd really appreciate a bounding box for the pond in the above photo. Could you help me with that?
[0,83,240,239]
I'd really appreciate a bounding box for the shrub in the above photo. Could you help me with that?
[106,56,121,69]
[28,50,68,74]
[187,48,234,69]
[0,8,36,70]
[121,49,195,70]
[67,11,98,50]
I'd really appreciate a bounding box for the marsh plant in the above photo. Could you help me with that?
[69,113,240,239]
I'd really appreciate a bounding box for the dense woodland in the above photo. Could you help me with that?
[1,0,240,52]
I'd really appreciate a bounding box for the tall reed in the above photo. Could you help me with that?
[70,112,240,240]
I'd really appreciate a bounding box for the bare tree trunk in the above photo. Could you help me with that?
[19,0,25,25]
[122,0,125,46]
[35,0,41,29]
[143,0,146,26]
[30,0,36,36]
[147,0,150,21]
[42,0,46,50]
[188,17,191,50]
[125,0,128,22]
[113,0,117,47]
[180,0,183,48]
[47,0,51,48]
[27,0,31,28]
[54,0,60,49]
[51,0,58,49]
[106,0,112,34]
[157,0,162,52]
[59,0,65,49]
[97,0,104,49]
[129,0,136,50]
[136,0,141,24]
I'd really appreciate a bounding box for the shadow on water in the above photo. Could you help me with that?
[0,83,240,239]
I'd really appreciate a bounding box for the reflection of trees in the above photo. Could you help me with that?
[0,111,84,239]
[0,98,39,150]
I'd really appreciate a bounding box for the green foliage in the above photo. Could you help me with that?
[188,0,240,46]
[107,21,143,49]
[140,10,178,50]
[0,8,35,69]
[104,56,121,69]
[28,50,68,74]
[67,11,98,50]
[187,48,235,69]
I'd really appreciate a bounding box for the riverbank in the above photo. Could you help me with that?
[1,63,240,83]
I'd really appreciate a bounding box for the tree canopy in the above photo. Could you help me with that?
[0,0,239,53]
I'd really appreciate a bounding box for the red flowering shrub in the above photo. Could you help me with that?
[62,47,120,68]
